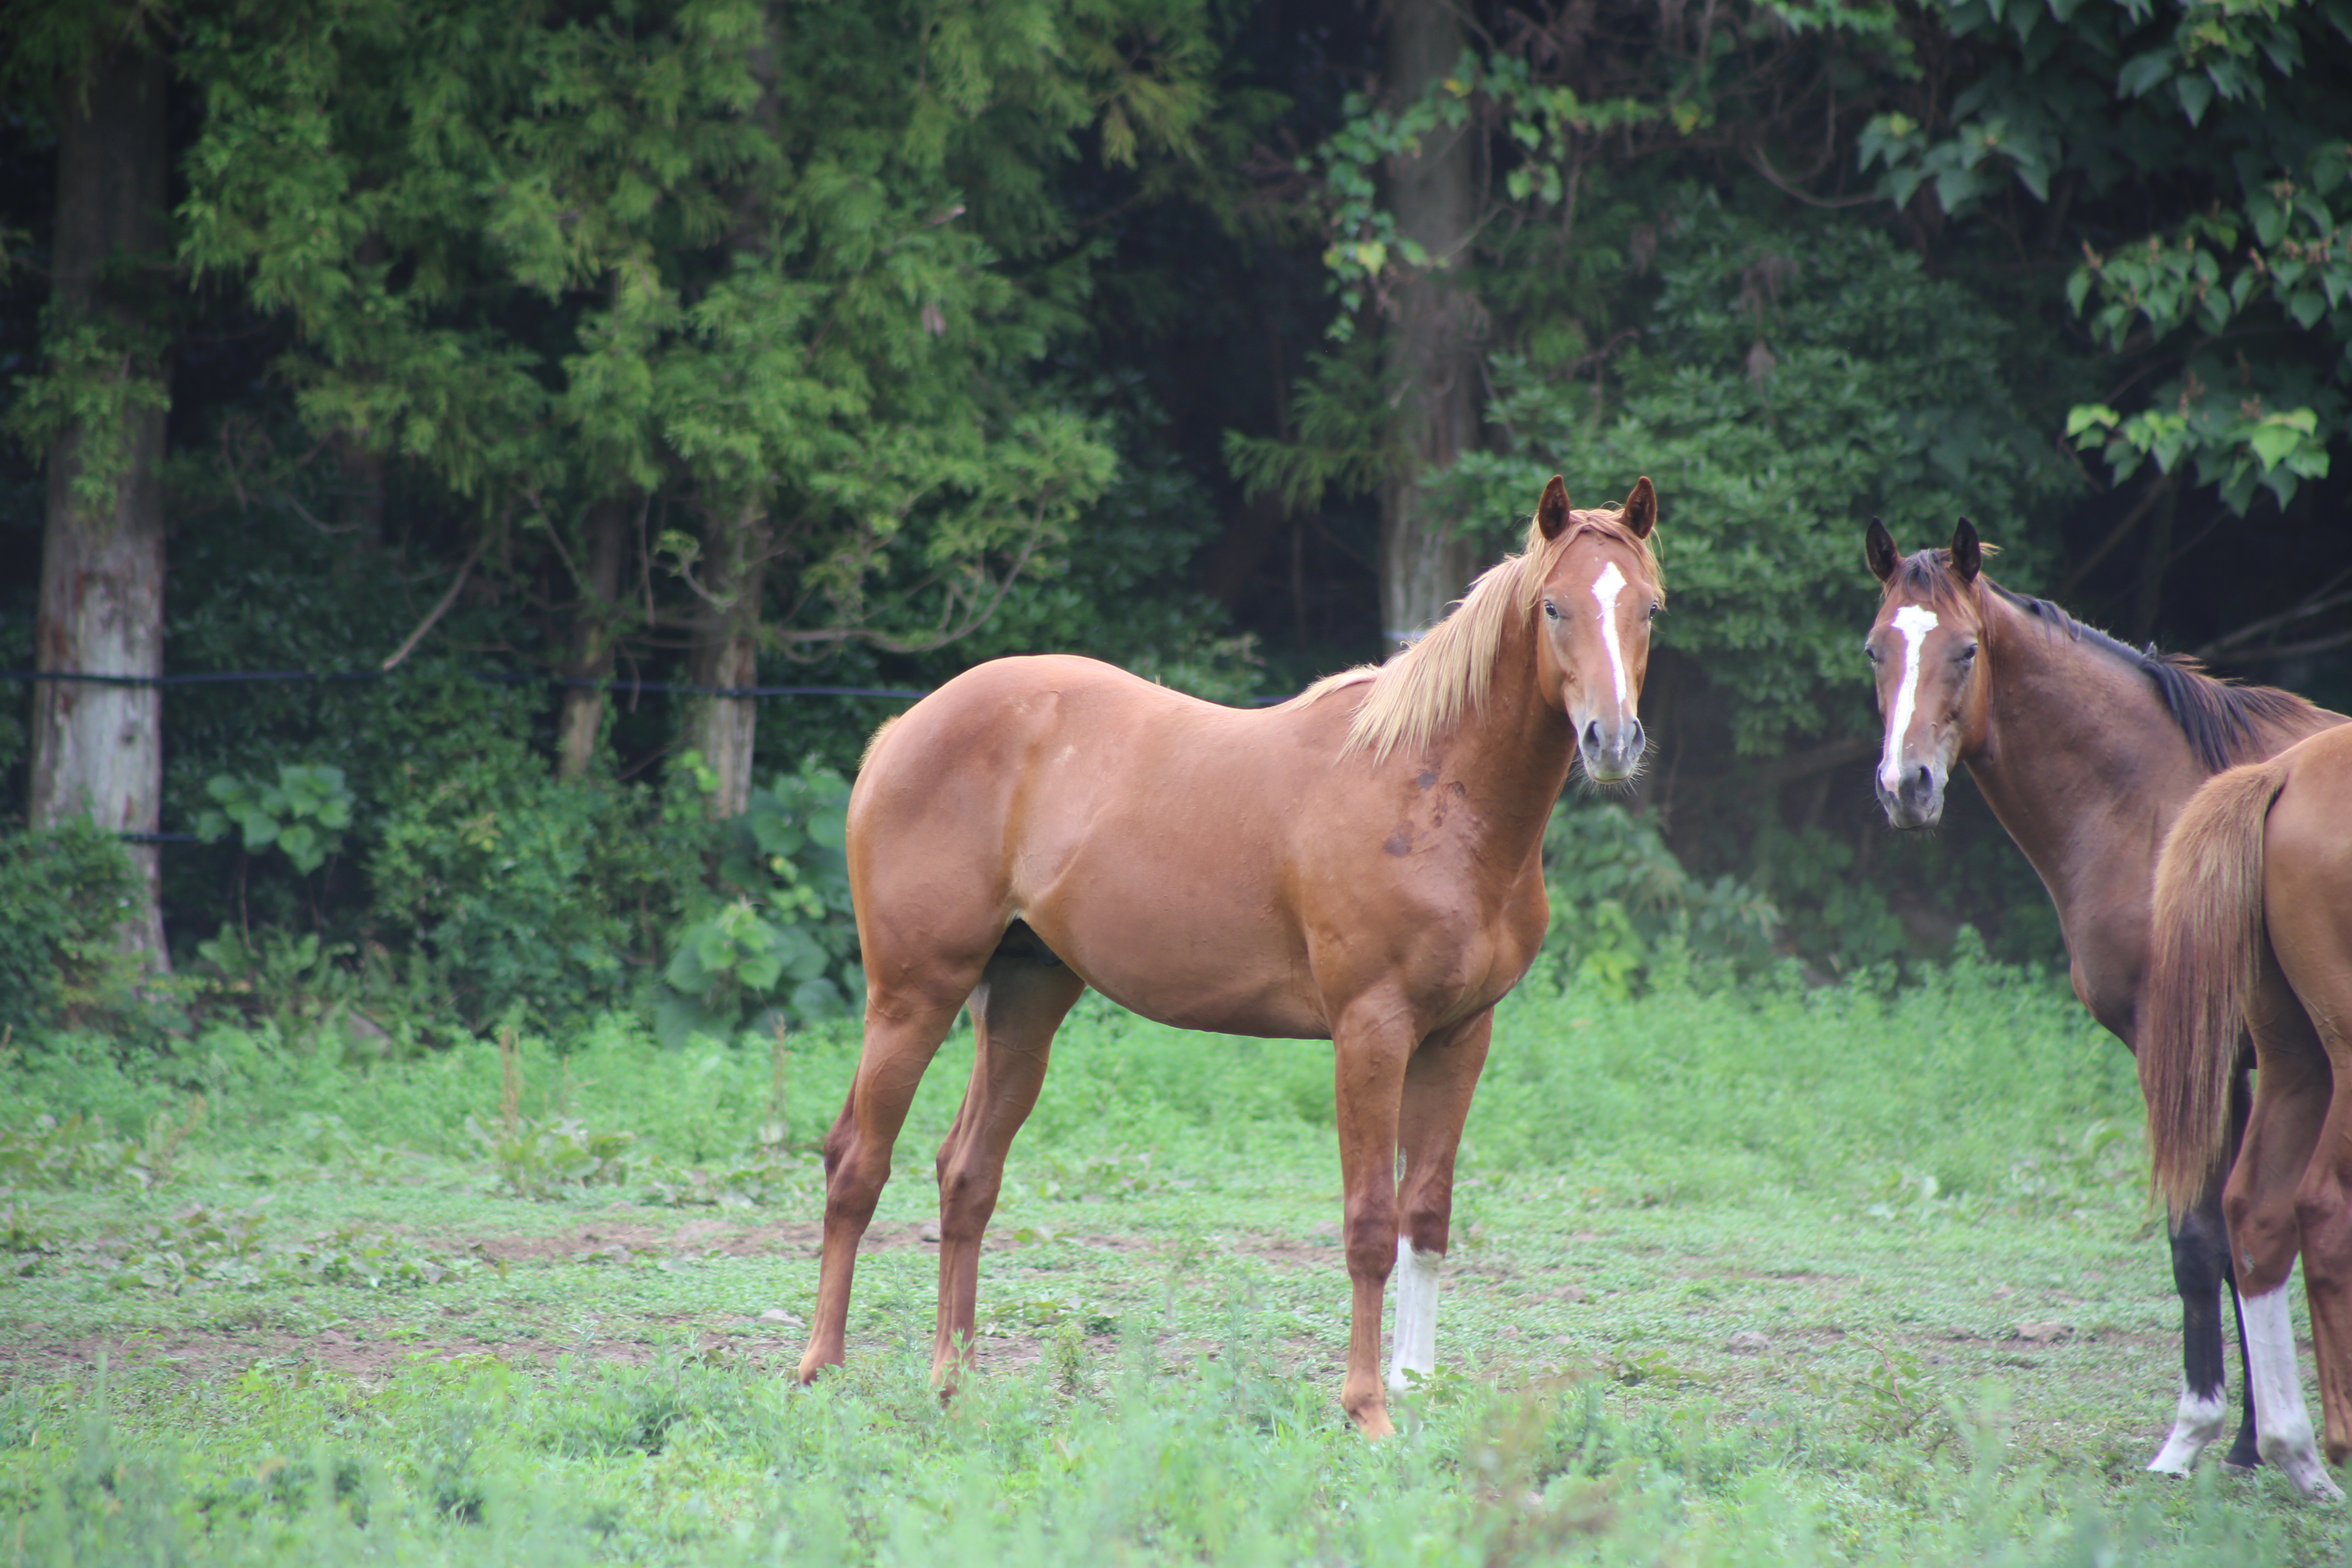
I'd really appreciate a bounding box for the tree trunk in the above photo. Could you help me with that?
[682,503,769,820]
[30,43,172,969]
[1378,0,1483,644]
[557,497,630,781]
[678,2,781,822]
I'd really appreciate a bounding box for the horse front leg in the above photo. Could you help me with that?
[1332,1004,1416,1437]
[1387,1010,1494,1397]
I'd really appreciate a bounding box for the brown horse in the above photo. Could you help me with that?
[795,474,1664,1435]
[2144,724,2352,1490]
[1863,517,2343,1492]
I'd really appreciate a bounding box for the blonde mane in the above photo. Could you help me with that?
[1287,508,1663,762]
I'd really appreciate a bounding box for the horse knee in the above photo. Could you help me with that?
[1345,1207,1398,1282]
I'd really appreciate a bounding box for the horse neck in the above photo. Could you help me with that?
[1434,612,1579,858]
[1963,590,2217,1003]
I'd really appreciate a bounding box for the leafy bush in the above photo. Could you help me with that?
[195,763,354,874]
[657,762,862,1045]
[190,927,450,1055]
[1540,799,1779,996]
[368,720,691,1033]
[0,820,143,1036]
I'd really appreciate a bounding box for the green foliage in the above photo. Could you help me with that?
[1,316,172,512]
[194,763,353,875]
[1541,799,1780,997]
[95,1203,480,1293]
[1444,195,2072,751]
[0,1099,206,1194]
[0,821,141,1036]
[1303,51,1660,330]
[467,1112,637,1201]
[1861,0,2352,513]
[367,696,694,1033]
[658,764,861,1046]
[174,0,1212,655]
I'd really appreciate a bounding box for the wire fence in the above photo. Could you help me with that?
[0,669,928,699]
[2,666,930,844]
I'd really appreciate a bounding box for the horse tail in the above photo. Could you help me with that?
[2141,757,2290,1216]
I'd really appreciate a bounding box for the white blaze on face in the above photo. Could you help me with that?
[1877,604,1940,795]
[1590,561,1630,708]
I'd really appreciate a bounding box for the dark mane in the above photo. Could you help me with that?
[1981,580,2322,773]
[1883,548,2322,775]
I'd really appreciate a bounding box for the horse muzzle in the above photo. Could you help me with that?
[1578,715,1646,784]
[1876,762,1944,829]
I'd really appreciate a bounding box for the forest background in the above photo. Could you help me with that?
[3,0,2349,1049]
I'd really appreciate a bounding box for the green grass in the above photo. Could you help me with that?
[2,955,2345,1564]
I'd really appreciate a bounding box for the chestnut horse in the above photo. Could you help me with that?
[2144,724,2352,1490]
[796,475,1664,1435]
[1863,518,2343,1492]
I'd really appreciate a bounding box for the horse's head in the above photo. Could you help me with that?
[1863,517,1991,829]
[1533,474,1662,784]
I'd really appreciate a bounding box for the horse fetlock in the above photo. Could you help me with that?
[2147,1387,2228,1475]
[2259,1430,2343,1500]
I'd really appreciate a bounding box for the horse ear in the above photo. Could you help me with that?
[1619,476,1657,539]
[1865,517,1900,584]
[1950,517,1981,583]
[1537,475,1571,540]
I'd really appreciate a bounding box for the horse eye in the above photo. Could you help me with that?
[1864,644,1882,664]
[1543,599,1561,620]
[1648,601,1660,618]
[1958,644,1978,662]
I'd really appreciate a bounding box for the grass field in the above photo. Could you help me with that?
[2,954,2345,1565]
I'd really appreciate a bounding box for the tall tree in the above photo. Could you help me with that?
[1377,0,1482,640]
[181,0,1207,813]
[7,11,175,965]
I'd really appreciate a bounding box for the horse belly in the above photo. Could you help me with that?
[1021,842,1325,1039]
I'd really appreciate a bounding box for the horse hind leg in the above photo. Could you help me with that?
[796,987,969,1385]
[1386,1011,1493,1399]
[2223,959,2340,1499]
[930,949,1085,1389]
[2275,892,2352,1478]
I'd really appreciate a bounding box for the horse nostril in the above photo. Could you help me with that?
[1914,764,1933,795]
[1624,718,1645,753]
[1582,720,1602,751]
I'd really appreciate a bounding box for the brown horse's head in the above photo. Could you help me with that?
[1864,517,1991,829]
[1534,475,1662,783]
